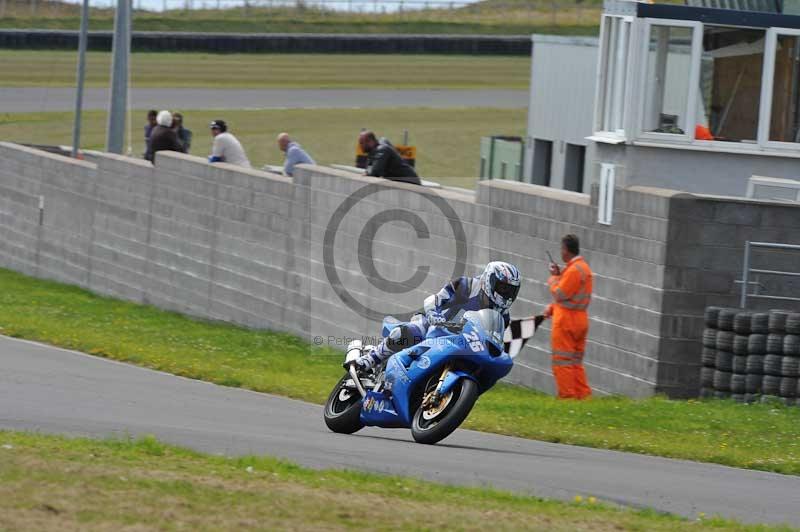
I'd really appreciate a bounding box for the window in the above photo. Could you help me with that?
[696,26,766,143]
[532,139,552,187]
[564,144,586,192]
[641,23,698,138]
[596,16,632,136]
[764,31,800,145]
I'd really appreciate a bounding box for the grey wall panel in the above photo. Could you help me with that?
[1,144,798,398]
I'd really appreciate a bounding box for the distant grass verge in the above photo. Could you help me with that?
[0,430,786,531]
[0,50,532,90]
[0,0,601,36]
[0,267,799,475]
[0,107,527,187]
[0,15,600,36]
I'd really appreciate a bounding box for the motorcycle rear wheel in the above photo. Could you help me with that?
[324,374,364,434]
[411,378,478,445]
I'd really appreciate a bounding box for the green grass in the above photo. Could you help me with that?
[0,431,778,531]
[0,107,526,187]
[1,267,800,475]
[0,50,532,89]
[0,0,601,35]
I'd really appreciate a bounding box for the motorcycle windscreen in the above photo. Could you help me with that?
[463,309,506,353]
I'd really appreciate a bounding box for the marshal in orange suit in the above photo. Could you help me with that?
[544,234,593,399]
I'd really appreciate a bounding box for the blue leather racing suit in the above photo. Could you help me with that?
[364,276,511,367]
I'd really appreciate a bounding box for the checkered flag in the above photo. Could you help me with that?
[503,316,544,359]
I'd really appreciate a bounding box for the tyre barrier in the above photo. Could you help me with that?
[700,367,715,388]
[751,312,770,334]
[763,375,781,396]
[780,377,798,398]
[733,335,749,356]
[718,309,737,331]
[715,350,734,372]
[786,313,800,335]
[698,307,800,406]
[747,334,767,355]
[784,334,800,356]
[705,306,722,328]
[745,373,762,394]
[769,310,789,333]
[732,355,747,374]
[764,354,783,376]
[745,354,764,374]
[733,311,752,335]
[716,331,735,352]
[702,328,718,348]
[781,357,800,378]
[730,373,746,394]
[702,347,717,368]
[0,29,533,55]
[713,370,732,391]
[767,333,784,355]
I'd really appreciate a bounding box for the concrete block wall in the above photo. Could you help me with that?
[660,192,800,396]
[1,141,798,398]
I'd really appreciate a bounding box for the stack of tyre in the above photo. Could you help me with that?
[700,308,800,405]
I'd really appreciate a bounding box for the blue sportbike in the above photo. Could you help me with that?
[324,309,514,445]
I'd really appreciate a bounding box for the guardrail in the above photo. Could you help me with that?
[1,0,598,20]
[739,241,800,308]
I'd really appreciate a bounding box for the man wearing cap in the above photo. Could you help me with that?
[208,120,251,168]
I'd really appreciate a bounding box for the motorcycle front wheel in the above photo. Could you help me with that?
[411,377,478,445]
[323,374,364,434]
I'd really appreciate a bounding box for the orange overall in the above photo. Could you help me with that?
[547,256,593,399]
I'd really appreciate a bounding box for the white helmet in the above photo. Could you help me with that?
[480,261,521,311]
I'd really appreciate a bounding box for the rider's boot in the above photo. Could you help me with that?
[355,342,386,371]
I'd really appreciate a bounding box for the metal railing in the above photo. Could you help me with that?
[739,241,800,308]
[1,0,600,18]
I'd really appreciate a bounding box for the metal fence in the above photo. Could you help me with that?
[739,241,800,308]
[1,0,599,20]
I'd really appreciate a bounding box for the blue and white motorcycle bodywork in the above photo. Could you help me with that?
[324,309,514,444]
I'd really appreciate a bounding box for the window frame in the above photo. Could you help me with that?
[635,18,703,144]
[593,14,635,141]
[758,27,800,151]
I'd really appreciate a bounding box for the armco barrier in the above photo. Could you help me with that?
[0,29,532,55]
[0,142,798,398]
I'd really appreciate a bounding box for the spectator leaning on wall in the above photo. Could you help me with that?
[172,112,192,153]
[143,109,158,159]
[277,132,315,176]
[208,120,251,168]
[146,110,184,163]
[358,130,420,185]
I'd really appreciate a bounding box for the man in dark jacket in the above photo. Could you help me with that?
[172,112,192,153]
[146,110,183,163]
[358,131,420,185]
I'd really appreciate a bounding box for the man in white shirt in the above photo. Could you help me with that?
[208,120,251,168]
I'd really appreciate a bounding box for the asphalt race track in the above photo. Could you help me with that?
[0,88,529,113]
[1,335,798,526]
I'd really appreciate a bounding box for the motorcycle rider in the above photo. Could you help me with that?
[353,261,521,371]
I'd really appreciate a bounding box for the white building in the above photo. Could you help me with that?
[523,0,800,198]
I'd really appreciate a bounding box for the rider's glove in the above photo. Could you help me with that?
[426,310,446,326]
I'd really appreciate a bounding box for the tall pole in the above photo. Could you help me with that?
[71,0,90,159]
[106,0,131,154]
